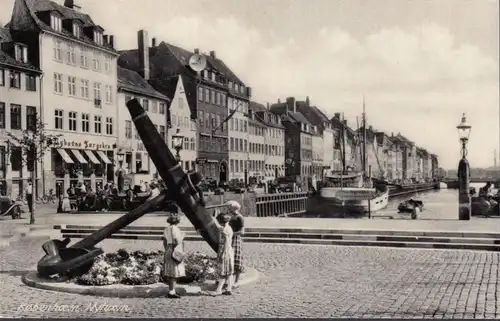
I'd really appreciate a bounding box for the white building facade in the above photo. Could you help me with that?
[167,75,197,173]
[117,66,169,185]
[228,97,249,182]
[9,0,120,195]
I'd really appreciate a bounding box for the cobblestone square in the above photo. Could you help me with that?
[0,237,499,318]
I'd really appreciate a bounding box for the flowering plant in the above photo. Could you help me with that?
[74,249,218,286]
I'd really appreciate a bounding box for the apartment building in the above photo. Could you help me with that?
[119,31,250,183]
[166,75,197,173]
[227,90,251,182]
[9,0,119,194]
[249,102,285,182]
[116,66,169,185]
[330,114,360,173]
[0,27,42,198]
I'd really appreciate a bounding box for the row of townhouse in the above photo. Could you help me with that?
[2,0,439,198]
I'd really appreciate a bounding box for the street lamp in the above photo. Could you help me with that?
[172,128,184,164]
[456,113,472,220]
[117,154,124,167]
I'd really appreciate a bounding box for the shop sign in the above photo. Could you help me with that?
[55,139,113,151]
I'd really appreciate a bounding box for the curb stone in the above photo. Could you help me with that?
[21,267,260,298]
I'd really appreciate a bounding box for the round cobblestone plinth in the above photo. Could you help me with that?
[21,268,259,298]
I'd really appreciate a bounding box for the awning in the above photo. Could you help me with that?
[96,150,112,164]
[84,150,101,165]
[57,149,74,164]
[71,150,87,164]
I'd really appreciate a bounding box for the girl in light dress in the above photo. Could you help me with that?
[211,213,235,296]
[163,214,185,299]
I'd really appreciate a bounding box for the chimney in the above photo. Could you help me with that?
[266,102,270,109]
[391,132,394,137]
[334,113,340,120]
[109,35,114,48]
[152,38,157,47]
[343,120,347,125]
[137,30,150,80]
[277,98,281,103]
[286,97,296,114]
[306,96,310,106]
[368,125,373,131]
[64,0,81,10]
[194,48,199,54]
[209,50,216,58]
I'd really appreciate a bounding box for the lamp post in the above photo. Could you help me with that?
[172,128,184,164]
[116,154,125,191]
[244,160,249,187]
[457,113,472,220]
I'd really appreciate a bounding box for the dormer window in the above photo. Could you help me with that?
[94,31,103,45]
[240,85,245,94]
[73,23,81,38]
[50,14,62,32]
[14,44,28,63]
[235,83,239,92]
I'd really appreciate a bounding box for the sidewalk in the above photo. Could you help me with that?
[37,212,500,234]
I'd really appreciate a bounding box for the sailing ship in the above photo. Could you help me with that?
[319,98,389,215]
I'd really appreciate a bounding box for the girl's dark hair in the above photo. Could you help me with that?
[167,215,181,225]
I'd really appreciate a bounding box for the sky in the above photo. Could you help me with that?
[1,0,499,169]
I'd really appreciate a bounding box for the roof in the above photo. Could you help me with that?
[117,66,169,101]
[9,0,116,53]
[249,101,285,129]
[118,41,244,85]
[0,27,40,72]
[311,105,330,123]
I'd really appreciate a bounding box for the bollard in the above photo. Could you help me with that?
[458,158,471,220]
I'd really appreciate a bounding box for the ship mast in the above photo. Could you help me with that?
[341,113,346,174]
[362,96,367,175]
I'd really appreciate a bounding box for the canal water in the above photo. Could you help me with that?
[376,182,496,219]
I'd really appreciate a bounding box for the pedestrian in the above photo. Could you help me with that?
[26,181,33,214]
[148,182,161,201]
[226,200,245,288]
[211,213,234,296]
[162,214,185,299]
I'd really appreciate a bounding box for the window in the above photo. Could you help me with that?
[54,110,63,129]
[221,93,226,107]
[53,73,63,93]
[9,71,20,89]
[198,87,203,101]
[68,112,77,131]
[0,103,5,128]
[94,116,102,133]
[142,99,149,111]
[105,117,113,135]
[151,101,158,113]
[11,147,21,172]
[26,74,36,91]
[92,52,100,71]
[210,90,216,104]
[66,44,76,65]
[94,31,103,45]
[80,79,89,98]
[26,106,36,131]
[14,44,28,63]
[0,69,4,86]
[105,85,112,103]
[125,120,132,139]
[93,82,101,107]
[68,76,76,96]
[178,98,184,109]
[10,104,21,130]
[104,56,111,73]
[53,39,62,61]
[73,23,81,38]
[159,102,166,114]
[80,48,88,68]
[159,125,166,141]
[50,14,62,31]
[204,88,209,102]
[81,113,90,132]
[216,92,221,105]
[190,137,196,150]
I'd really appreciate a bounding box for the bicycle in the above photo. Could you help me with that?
[35,189,57,204]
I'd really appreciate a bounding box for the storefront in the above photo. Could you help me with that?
[47,139,115,196]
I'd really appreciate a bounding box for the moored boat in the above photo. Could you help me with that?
[398,199,424,213]
[319,172,389,215]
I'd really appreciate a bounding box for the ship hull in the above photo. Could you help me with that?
[316,185,389,216]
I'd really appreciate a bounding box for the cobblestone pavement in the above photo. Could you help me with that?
[0,238,499,318]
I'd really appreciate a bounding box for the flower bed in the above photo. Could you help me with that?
[74,249,219,286]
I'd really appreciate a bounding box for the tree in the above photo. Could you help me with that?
[7,117,61,224]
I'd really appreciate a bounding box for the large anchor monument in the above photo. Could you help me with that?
[38,97,220,278]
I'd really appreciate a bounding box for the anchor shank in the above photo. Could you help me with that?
[126,99,220,252]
